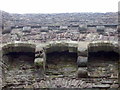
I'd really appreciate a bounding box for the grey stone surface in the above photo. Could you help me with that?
[77,56,88,67]
[1,41,119,88]
[77,67,88,78]
[92,84,110,89]
[34,58,44,67]
[88,41,119,54]
[2,41,36,55]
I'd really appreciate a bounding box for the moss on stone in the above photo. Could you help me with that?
[34,58,44,67]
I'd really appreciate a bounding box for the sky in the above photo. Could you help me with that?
[0,0,119,14]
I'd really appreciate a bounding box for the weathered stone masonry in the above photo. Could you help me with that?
[1,40,120,85]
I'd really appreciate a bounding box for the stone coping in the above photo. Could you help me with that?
[2,40,119,55]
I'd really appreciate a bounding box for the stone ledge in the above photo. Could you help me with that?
[2,41,36,55]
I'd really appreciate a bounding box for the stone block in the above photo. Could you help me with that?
[34,58,44,67]
[77,67,88,78]
[77,56,88,67]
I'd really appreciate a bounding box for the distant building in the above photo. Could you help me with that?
[40,26,49,32]
[48,25,60,30]
[96,26,105,34]
[2,26,12,34]
[60,26,68,30]
[68,24,79,30]
[23,26,31,32]
[87,27,97,33]
[79,25,87,33]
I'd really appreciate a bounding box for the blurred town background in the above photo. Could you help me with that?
[1,11,118,43]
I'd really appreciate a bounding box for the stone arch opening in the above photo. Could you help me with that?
[43,41,78,78]
[2,42,36,65]
[35,41,88,78]
[4,52,35,66]
[88,51,119,60]
[2,42,36,86]
[87,41,119,78]
[46,51,78,77]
